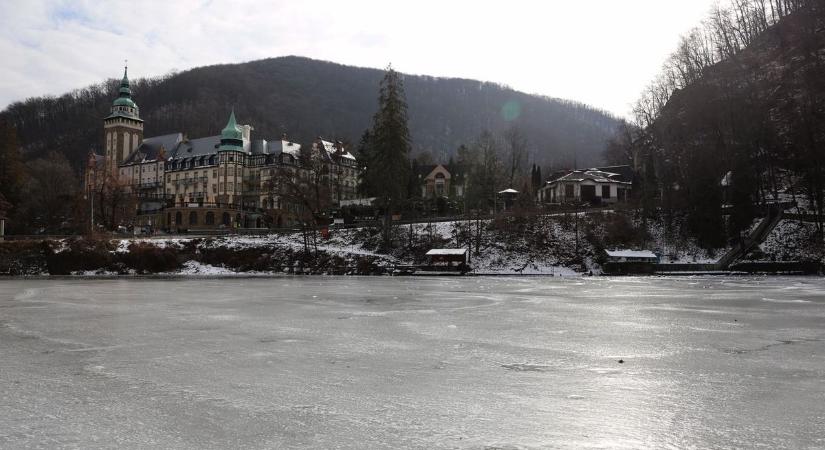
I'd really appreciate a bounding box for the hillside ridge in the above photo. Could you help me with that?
[1,55,618,170]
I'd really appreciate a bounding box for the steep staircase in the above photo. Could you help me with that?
[716,206,785,269]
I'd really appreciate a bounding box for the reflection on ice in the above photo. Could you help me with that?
[0,276,823,448]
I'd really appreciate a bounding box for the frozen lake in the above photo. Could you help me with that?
[1,277,824,449]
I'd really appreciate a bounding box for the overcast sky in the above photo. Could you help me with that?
[0,0,718,117]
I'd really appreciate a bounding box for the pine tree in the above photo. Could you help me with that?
[356,129,374,195]
[362,65,412,247]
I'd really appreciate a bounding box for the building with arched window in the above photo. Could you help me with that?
[84,65,364,232]
[414,164,467,200]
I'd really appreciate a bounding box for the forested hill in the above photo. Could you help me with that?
[631,0,824,248]
[0,56,618,169]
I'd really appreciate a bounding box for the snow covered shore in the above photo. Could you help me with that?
[3,211,818,277]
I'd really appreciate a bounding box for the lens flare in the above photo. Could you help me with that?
[501,100,521,122]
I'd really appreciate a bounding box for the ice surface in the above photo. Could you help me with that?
[1,277,824,448]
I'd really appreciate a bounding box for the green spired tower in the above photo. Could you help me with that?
[103,64,144,177]
[217,110,246,206]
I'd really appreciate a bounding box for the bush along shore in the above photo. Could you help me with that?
[0,238,394,277]
[2,211,820,277]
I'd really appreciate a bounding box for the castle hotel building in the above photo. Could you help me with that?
[86,67,362,230]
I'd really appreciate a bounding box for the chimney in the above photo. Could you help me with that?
[242,125,253,142]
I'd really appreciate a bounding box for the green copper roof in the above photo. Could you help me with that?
[109,65,140,118]
[119,67,132,96]
[113,96,137,108]
[219,110,244,152]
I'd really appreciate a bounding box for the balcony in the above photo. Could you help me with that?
[178,177,208,186]
[172,201,266,214]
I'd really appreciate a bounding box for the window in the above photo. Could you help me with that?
[189,211,198,225]
[212,170,217,178]
[205,212,215,225]
[565,184,574,198]
[212,184,217,194]
[435,173,446,197]
[601,185,610,199]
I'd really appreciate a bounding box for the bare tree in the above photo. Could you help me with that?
[503,125,528,188]
[93,171,136,231]
[22,152,81,233]
[268,147,333,255]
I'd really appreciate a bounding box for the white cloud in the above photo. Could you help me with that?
[0,0,717,117]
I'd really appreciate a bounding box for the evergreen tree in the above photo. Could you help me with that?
[356,129,374,195]
[362,65,412,246]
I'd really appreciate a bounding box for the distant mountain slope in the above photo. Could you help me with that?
[1,56,618,169]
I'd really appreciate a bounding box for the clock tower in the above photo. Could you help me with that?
[103,65,144,177]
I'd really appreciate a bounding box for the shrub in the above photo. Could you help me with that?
[0,240,50,275]
[46,238,113,275]
[121,243,181,274]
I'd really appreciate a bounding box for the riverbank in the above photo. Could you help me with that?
[2,212,822,277]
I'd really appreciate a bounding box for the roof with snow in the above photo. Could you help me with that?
[547,168,633,185]
[426,249,468,256]
[414,164,468,182]
[123,133,183,165]
[267,139,302,157]
[595,165,635,183]
[498,188,519,194]
[317,138,356,162]
[605,250,658,259]
[168,135,221,160]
